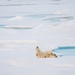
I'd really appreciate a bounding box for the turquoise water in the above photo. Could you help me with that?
[53,46,75,56]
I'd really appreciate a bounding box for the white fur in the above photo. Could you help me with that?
[36,46,57,58]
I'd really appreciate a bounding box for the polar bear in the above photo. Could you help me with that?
[36,46,57,58]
